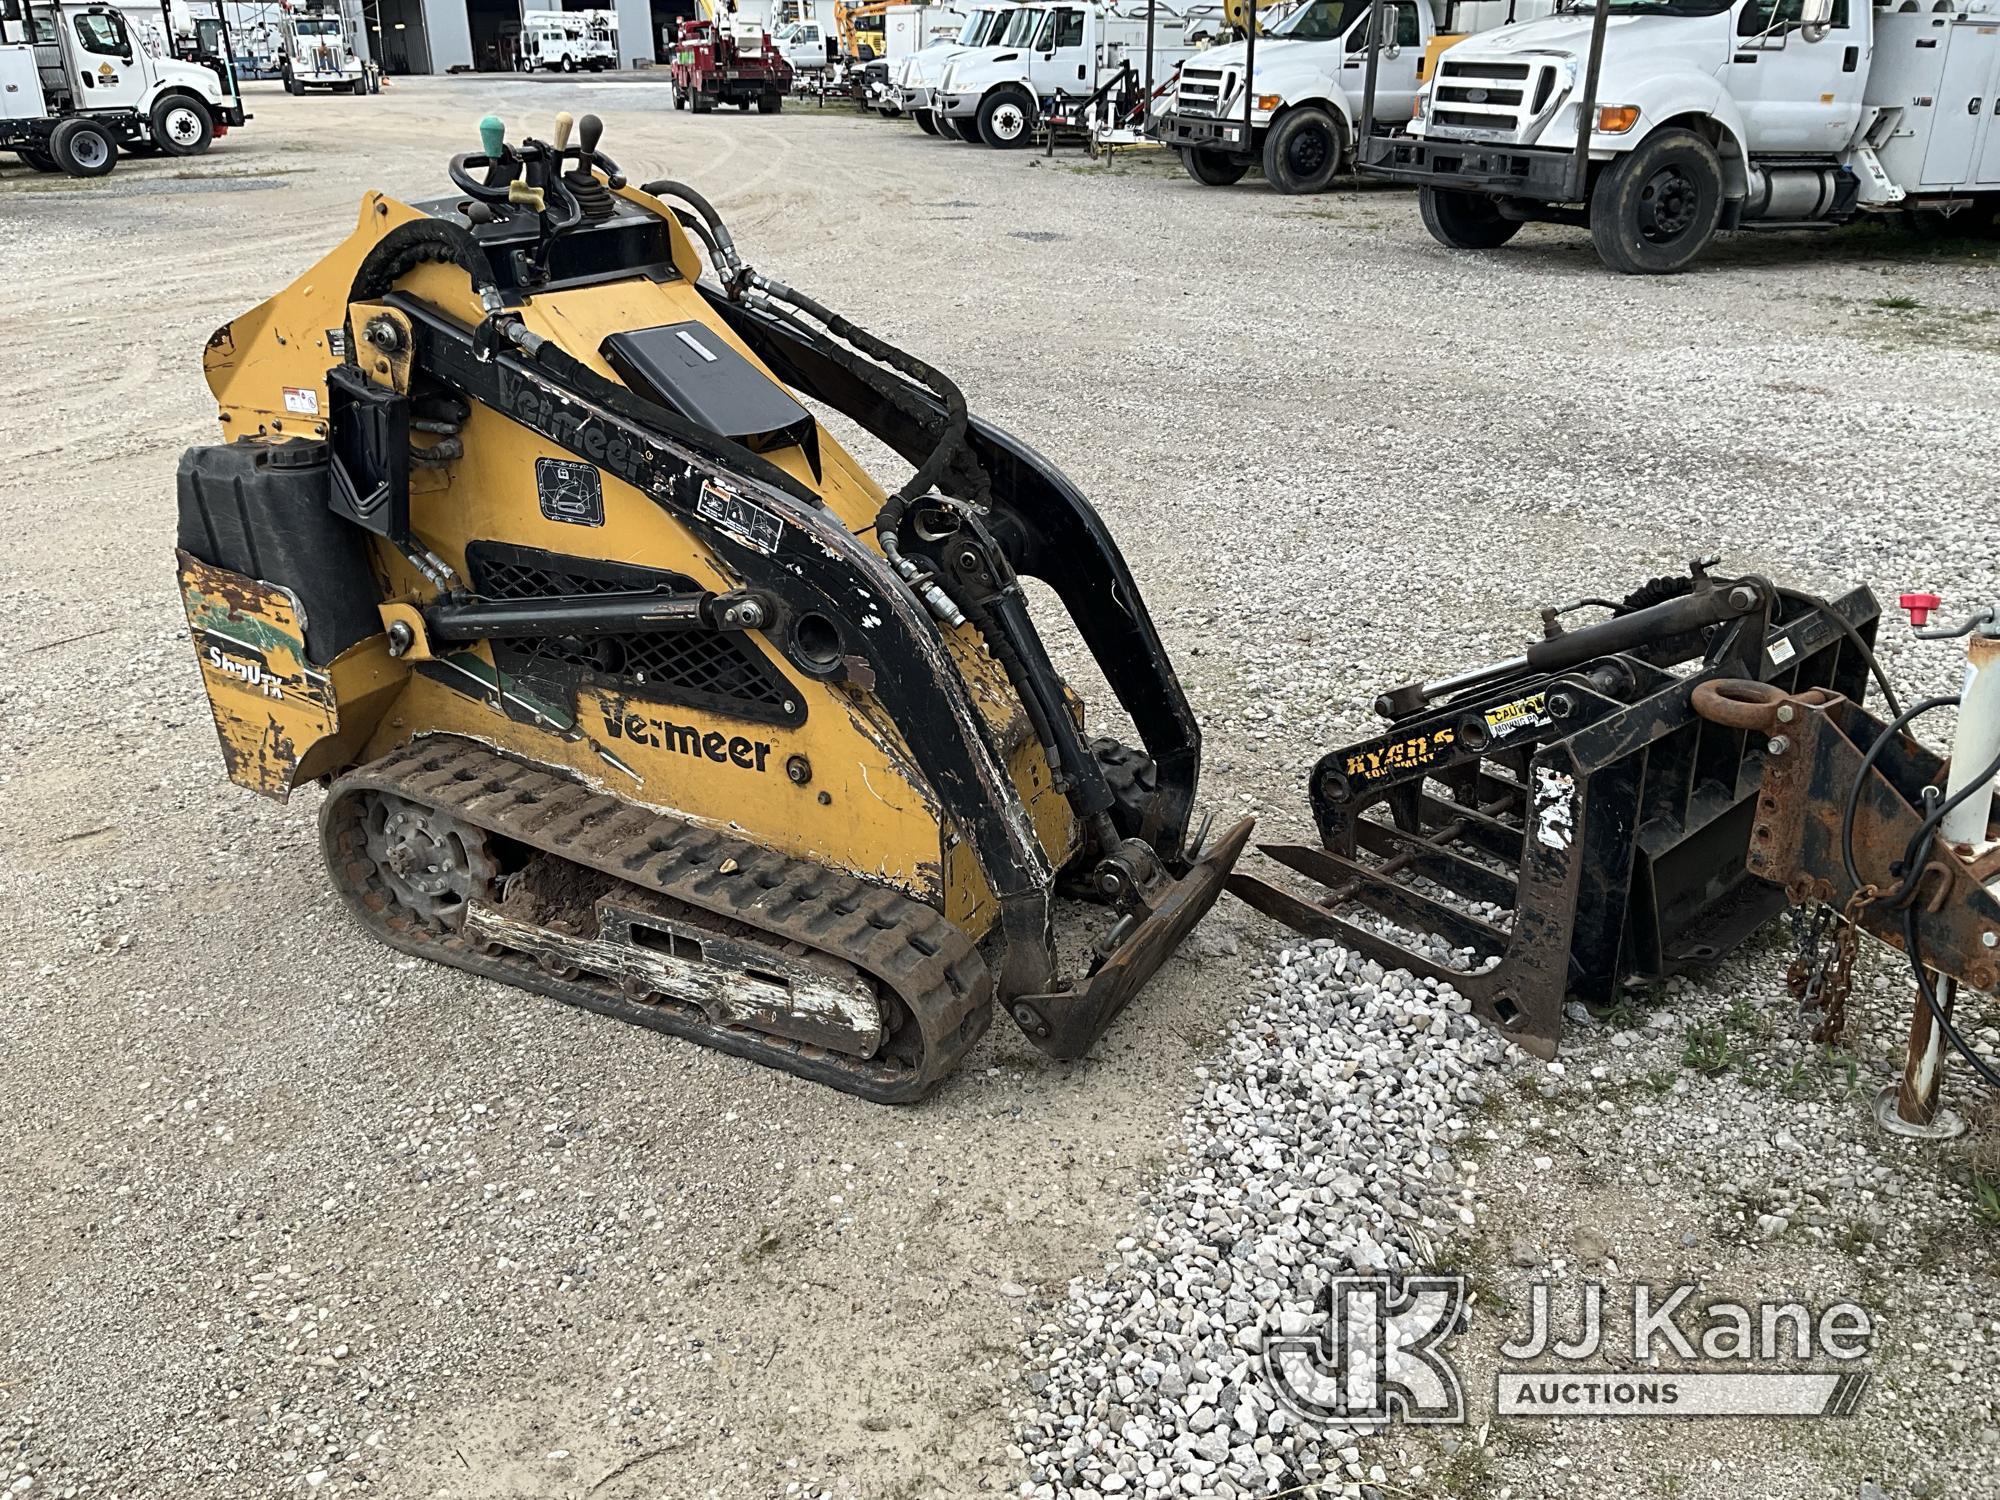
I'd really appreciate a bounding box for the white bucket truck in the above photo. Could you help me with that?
[1,0,245,173]
[936,0,1223,146]
[1163,0,1556,192]
[515,8,617,71]
[278,0,362,92]
[895,4,1013,128]
[1368,0,2000,271]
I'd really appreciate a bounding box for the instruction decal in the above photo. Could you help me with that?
[536,457,605,527]
[282,386,321,417]
[697,480,784,555]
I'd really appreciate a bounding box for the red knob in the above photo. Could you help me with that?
[1899,591,1942,628]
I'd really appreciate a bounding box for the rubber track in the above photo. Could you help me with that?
[321,735,994,1103]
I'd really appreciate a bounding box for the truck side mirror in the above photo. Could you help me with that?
[1798,0,1834,37]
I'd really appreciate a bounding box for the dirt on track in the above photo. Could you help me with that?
[1,74,1997,1500]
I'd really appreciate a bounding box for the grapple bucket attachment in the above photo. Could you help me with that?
[1229,568,1880,1056]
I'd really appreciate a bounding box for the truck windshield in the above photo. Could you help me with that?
[1270,0,1366,38]
[1000,7,1043,45]
[956,11,995,43]
[296,18,342,34]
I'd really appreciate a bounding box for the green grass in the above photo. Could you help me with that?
[1871,294,1922,311]
[1973,1173,2000,1230]
[1683,1022,1737,1077]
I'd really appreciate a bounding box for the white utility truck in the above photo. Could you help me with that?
[873,0,971,105]
[1163,0,1556,191]
[515,8,617,70]
[1,0,245,173]
[1369,0,2000,271]
[894,3,1013,130]
[936,0,1223,145]
[278,0,362,92]
[774,14,838,68]
[926,0,1045,134]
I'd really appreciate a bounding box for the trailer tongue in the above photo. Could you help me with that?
[1230,564,1880,1056]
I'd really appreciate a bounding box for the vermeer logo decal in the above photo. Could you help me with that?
[601,704,773,773]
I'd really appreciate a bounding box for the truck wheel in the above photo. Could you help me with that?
[1180,146,1249,187]
[560,55,576,73]
[284,75,303,96]
[671,82,686,110]
[1588,128,1722,275]
[151,96,214,156]
[935,113,960,140]
[51,117,116,177]
[914,107,938,135]
[977,88,1034,149]
[693,92,715,114]
[19,147,60,172]
[1260,105,1341,194]
[759,90,782,114]
[1418,187,1522,250]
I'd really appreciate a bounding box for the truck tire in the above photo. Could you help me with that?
[560,55,576,72]
[977,87,1034,149]
[284,75,303,96]
[693,91,715,114]
[151,95,214,156]
[759,90,782,113]
[935,113,961,139]
[914,107,938,135]
[1418,187,1522,250]
[19,147,60,172]
[51,117,116,177]
[671,82,686,110]
[1587,128,1723,275]
[1180,146,1249,187]
[1260,105,1341,194]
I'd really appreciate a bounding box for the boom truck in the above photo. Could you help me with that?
[670,0,793,109]
[1356,0,2000,272]
[936,0,1224,146]
[1,0,245,174]
[1164,0,1556,192]
[278,0,363,93]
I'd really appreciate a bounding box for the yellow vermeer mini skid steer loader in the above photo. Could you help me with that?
[176,111,1250,1103]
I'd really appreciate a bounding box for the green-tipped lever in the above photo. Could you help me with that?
[479,114,505,160]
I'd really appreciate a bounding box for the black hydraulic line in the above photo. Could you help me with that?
[349,217,500,308]
[1904,908,2000,1094]
[1779,585,1903,720]
[1841,695,1956,896]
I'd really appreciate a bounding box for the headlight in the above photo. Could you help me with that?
[1595,104,1640,133]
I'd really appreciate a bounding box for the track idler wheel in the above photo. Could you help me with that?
[358,791,501,928]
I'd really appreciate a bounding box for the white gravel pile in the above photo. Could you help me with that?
[1014,941,1516,1499]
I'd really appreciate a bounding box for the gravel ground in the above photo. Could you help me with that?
[2,76,1997,1500]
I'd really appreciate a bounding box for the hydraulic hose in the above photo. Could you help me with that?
[349,216,501,308]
